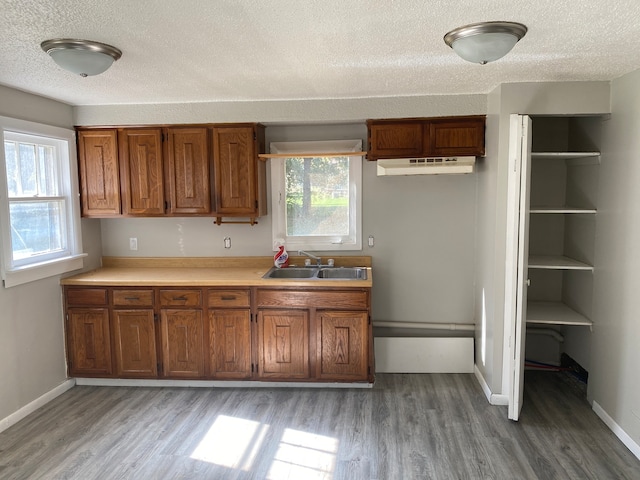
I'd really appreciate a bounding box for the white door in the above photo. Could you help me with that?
[506,114,532,421]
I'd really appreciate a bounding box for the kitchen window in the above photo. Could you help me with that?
[0,116,84,287]
[270,140,362,251]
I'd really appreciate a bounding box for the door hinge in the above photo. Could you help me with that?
[251,363,254,372]
[161,132,166,142]
[368,366,371,375]
[154,313,158,322]
[157,362,162,374]
[253,132,257,141]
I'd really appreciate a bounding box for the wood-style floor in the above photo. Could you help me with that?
[0,372,638,479]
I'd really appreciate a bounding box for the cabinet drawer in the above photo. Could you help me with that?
[66,288,108,306]
[208,289,250,308]
[160,289,202,307]
[113,289,154,307]
[257,289,369,309]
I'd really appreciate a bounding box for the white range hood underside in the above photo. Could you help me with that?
[377,156,475,176]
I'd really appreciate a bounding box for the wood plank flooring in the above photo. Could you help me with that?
[0,372,638,479]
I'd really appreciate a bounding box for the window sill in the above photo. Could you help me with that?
[2,254,87,288]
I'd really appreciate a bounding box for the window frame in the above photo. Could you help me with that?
[270,139,362,252]
[0,116,85,287]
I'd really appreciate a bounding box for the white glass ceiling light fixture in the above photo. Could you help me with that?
[444,22,527,65]
[40,39,122,77]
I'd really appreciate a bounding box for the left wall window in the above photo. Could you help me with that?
[0,116,85,287]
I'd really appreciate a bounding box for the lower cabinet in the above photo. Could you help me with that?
[209,309,252,379]
[67,308,113,376]
[64,285,372,383]
[257,309,310,379]
[317,311,369,380]
[112,309,157,377]
[160,289,205,378]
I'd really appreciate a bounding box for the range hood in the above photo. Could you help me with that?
[377,156,475,176]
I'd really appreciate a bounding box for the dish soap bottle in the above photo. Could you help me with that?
[274,241,289,268]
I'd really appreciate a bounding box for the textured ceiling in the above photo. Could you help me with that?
[2,0,640,106]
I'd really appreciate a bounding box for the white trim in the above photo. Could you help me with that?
[270,139,363,252]
[474,364,509,406]
[592,401,640,461]
[2,253,86,288]
[0,116,84,287]
[0,379,75,433]
[75,378,373,389]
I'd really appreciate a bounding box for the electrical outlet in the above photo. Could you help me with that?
[224,237,231,249]
[129,237,138,251]
[368,235,375,247]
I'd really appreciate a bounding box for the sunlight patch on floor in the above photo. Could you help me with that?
[190,415,269,471]
[267,428,339,480]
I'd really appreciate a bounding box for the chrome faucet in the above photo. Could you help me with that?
[298,250,321,266]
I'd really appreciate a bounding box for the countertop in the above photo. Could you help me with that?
[60,256,372,288]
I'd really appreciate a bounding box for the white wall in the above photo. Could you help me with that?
[589,68,640,447]
[90,97,482,330]
[0,86,102,423]
[473,82,611,396]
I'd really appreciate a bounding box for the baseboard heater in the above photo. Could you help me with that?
[374,337,474,373]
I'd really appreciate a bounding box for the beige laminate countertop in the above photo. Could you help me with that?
[61,257,372,288]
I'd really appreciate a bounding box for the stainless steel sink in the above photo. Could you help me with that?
[263,267,317,279]
[262,266,368,280]
[317,267,367,279]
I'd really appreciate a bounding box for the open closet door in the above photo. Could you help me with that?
[506,114,532,421]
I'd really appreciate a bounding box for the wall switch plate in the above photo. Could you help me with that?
[129,237,138,251]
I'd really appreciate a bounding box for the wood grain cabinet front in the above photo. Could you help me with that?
[367,116,485,160]
[112,309,158,377]
[77,130,121,217]
[166,127,211,215]
[317,310,369,381]
[159,289,205,378]
[66,308,113,377]
[257,309,310,379]
[119,128,165,216]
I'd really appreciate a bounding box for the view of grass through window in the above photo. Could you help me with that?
[285,156,349,237]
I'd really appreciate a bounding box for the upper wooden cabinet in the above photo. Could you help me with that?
[366,116,485,160]
[212,125,266,221]
[76,123,265,220]
[119,128,165,216]
[77,130,121,216]
[166,127,211,215]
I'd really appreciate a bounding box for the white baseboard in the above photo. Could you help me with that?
[0,379,75,434]
[75,378,373,389]
[474,364,509,406]
[374,337,474,373]
[592,401,640,461]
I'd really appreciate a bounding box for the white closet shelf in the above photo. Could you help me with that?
[531,152,600,165]
[529,206,597,214]
[528,255,594,270]
[526,301,593,327]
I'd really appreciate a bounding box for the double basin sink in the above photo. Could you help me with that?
[263,266,368,280]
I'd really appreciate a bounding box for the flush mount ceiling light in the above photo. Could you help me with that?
[444,21,527,65]
[40,39,122,77]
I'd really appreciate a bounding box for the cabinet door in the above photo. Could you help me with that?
[77,130,121,216]
[166,127,211,214]
[212,127,257,216]
[119,128,165,215]
[209,309,251,379]
[258,309,309,379]
[67,308,113,376]
[317,311,369,380]
[429,118,485,156]
[367,121,425,160]
[112,309,158,377]
[161,309,205,378]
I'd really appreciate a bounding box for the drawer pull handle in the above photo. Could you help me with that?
[173,296,188,301]
[221,296,236,301]
[124,297,140,301]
